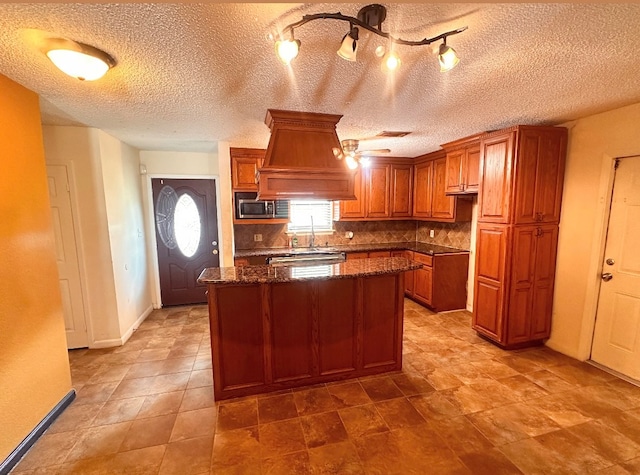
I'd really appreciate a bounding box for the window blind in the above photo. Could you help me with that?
[287,200,334,233]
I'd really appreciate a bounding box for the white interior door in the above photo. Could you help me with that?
[591,156,640,379]
[47,165,88,349]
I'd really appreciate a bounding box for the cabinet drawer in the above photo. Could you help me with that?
[413,253,433,267]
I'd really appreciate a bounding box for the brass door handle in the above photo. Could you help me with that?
[601,273,613,282]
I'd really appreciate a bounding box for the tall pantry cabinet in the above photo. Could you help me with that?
[473,126,567,348]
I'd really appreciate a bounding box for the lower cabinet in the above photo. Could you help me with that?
[473,223,559,348]
[404,251,469,312]
[391,250,414,295]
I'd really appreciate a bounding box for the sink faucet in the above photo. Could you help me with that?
[309,216,316,248]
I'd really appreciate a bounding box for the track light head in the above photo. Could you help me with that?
[337,26,359,62]
[438,40,460,72]
[382,50,401,71]
[275,37,301,65]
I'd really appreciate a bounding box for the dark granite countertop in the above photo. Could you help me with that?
[198,257,423,285]
[235,241,468,259]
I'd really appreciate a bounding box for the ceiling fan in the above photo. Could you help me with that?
[332,137,392,169]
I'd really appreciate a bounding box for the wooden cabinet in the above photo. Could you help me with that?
[412,151,472,223]
[366,163,391,218]
[231,148,264,191]
[391,250,414,295]
[339,158,411,221]
[346,252,370,260]
[412,160,433,218]
[391,163,413,217]
[473,125,567,348]
[340,168,366,219]
[408,251,469,312]
[234,258,250,267]
[443,135,482,194]
[368,251,391,258]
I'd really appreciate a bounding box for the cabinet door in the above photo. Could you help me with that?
[346,252,369,260]
[366,163,391,218]
[478,132,514,223]
[413,253,433,305]
[445,149,464,194]
[513,128,567,224]
[413,160,433,218]
[506,226,537,344]
[431,157,455,220]
[530,225,558,339]
[391,250,414,295]
[464,144,481,193]
[473,224,509,342]
[340,167,366,219]
[369,251,391,258]
[232,156,261,191]
[391,164,413,217]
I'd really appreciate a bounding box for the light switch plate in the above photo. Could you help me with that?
[429,230,435,238]
[254,234,262,242]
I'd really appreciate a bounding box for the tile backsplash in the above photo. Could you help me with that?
[234,219,471,251]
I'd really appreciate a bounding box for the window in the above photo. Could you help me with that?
[287,200,334,234]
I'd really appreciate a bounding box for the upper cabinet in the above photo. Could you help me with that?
[443,134,482,195]
[339,158,412,221]
[477,126,567,224]
[412,151,472,223]
[231,148,265,191]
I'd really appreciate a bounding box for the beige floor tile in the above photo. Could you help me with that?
[13,432,79,470]
[120,413,177,450]
[151,372,191,394]
[211,426,260,471]
[525,393,594,428]
[523,369,578,393]
[47,402,102,434]
[110,376,157,400]
[138,391,185,419]
[546,363,616,387]
[567,419,640,464]
[308,440,365,474]
[359,377,404,402]
[170,407,216,442]
[258,393,299,424]
[422,368,465,390]
[499,437,581,475]
[216,398,258,432]
[534,428,616,472]
[299,411,349,448]
[86,364,131,385]
[292,387,337,416]
[457,447,523,475]
[389,372,436,396]
[259,419,307,458]
[338,404,389,438]
[74,382,119,406]
[599,410,640,445]
[159,356,196,375]
[407,391,464,420]
[64,421,132,462]
[495,374,549,402]
[428,415,494,456]
[374,397,426,429]
[158,435,213,475]
[124,361,165,379]
[262,450,310,475]
[187,369,214,389]
[91,396,145,426]
[326,382,372,408]
[180,386,215,412]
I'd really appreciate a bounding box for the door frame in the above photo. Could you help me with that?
[46,160,93,348]
[144,173,225,309]
[577,154,640,361]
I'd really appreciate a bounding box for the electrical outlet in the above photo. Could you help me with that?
[429,229,435,238]
[345,231,354,239]
[253,234,262,242]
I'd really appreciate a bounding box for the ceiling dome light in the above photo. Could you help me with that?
[275,38,301,65]
[438,41,460,72]
[337,27,359,62]
[45,38,115,81]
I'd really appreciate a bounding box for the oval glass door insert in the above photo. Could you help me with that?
[174,193,201,257]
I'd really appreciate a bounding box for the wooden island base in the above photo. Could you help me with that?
[205,272,405,400]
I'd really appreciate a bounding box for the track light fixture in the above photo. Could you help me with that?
[273,4,467,71]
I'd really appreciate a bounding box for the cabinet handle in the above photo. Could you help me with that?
[536,227,543,237]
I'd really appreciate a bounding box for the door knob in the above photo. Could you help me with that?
[605,258,615,265]
[601,273,613,282]
[212,250,218,255]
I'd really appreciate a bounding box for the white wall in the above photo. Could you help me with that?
[98,131,152,339]
[549,102,640,359]
[43,126,121,345]
[139,148,233,308]
[43,125,153,347]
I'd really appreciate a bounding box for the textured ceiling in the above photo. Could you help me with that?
[0,3,639,156]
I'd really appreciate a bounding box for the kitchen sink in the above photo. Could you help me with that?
[287,247,340,255]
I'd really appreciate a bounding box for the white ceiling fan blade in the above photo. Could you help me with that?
[357,148,391,156]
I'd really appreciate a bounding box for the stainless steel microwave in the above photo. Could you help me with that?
[235,192,289,219]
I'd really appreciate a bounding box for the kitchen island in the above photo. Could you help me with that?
[198,257,422,400]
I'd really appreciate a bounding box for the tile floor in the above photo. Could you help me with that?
[11,300,640,474]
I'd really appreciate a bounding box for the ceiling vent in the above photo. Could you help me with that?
[375,131,411,138]
[257,109,356,201]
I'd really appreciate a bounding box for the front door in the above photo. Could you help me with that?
[152,178,219,306]
[47,165,88,348]
[591,156,640,380]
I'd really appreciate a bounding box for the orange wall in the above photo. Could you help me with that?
[0,74,72,461]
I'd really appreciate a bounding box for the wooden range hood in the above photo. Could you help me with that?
[256,109,356,200]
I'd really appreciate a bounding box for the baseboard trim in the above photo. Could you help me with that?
[587,360,640,387]
[89,305,153,349]
[0,389,76,475]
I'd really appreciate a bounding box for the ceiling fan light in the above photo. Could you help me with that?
[438,42,460,72]
[345,154,358,170]
[45,39,115,81]
[359,156,371,167]
[337,27,359,62]
[275,38,300,65]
